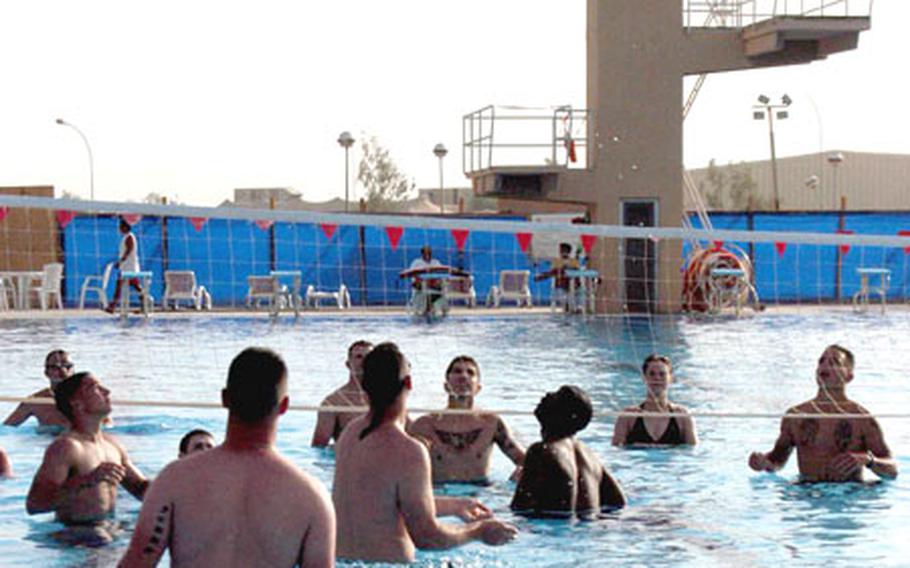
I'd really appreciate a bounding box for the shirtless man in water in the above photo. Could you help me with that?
[408,356,525,483]
[26,373,148,530]
[749,344,897,482]
[120,347,335,567]
[4,349,73,430]
[311,340,373,447]
[334,343,517,563]
[511,385,626,516]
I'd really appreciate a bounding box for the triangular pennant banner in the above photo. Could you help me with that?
[255,219,274,231]
[122,213,142,226]
[189,217,208,232]
[580,234,597,254]
[515,232,533,253]
[0,207,8,222]
[836,229,854,255]
[774,242,787,257]
[385,226,403,251]
[320,223,338,240]
[55,210,76,229]
[712,240,724,250]
[899,230,910,255]
[451,229,469,252]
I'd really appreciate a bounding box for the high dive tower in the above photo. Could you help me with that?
[464,0,870,313]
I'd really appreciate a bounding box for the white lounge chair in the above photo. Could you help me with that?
[163,270,212,310]
[304,284,351,309]
[79,262,114,309]
[246,275,287,310]
[445,275,477,307]
[485,270,533,308]
[28,263,64,310]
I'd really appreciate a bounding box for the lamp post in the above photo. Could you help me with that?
[433,143,448,214]
[752,94,791,211]
[55,118,95,200]
[337,131,355,213]
[827,151,845,211]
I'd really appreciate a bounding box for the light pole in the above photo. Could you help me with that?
[827,151,845,211]
[337,131,355,213]
[55,118,94,200]
[433,143,448,214]
[752,94,791,211]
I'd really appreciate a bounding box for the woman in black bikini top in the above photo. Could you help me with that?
[611,354,698,447]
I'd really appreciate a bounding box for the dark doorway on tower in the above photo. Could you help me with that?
[622,200,656,313]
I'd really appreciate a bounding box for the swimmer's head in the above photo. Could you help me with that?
[55,373,111,422]
[444,356,481,399]
[346,340,374,383]
[223,347,288,423]
[816,344,855,388]
[44,349,74,387]
[179,429,216,458]
[360,342,411,439]
[534,385,592,440]
[641,354,673,395]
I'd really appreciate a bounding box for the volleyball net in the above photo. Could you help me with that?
[1,194,910,314]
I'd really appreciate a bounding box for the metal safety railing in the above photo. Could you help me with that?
[684,0,873,29]
[462,105,590,175]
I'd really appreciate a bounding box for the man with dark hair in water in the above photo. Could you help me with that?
[333,342,517,563]
[120,347,335,567]
[512,385,626,516]
[4,349,74,430]
[177,429,216,458]
[311,339,373,447]
[26,372,148,541]
[749,344,897,482]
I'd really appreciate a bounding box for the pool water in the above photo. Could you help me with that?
[1,312,908,567]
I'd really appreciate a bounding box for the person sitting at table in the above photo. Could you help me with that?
[400,246,464,317]
[611,354,698,447]
[105,218,143,314]
[535,243,581,311]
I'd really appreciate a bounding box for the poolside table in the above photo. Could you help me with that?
[270,270,302,317]
[564,268,600,314]
[0,270,44,309]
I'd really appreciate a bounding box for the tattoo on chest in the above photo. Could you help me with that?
[834,420,854,452]
[434,428,483,451]
[796,419,819,445]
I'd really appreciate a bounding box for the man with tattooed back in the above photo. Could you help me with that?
[749,345,897,482]
[408,356,525,483]
[120,347,335,567]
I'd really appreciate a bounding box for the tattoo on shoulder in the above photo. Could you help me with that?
[143,503,174,556]
[493,419,513,449]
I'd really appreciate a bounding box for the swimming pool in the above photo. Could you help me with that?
[1,312,908,566]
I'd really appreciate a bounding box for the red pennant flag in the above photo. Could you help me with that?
[255,219,274,231]
[55,210,76,228]
[189,217,208,232]
[451,229,469,251]
[0,207,8,222]
[580,234,597,254]
[385,226,403,251]
[122,213,142,225]
[515,232,533,253]
[712,240,724,250]
[899,230,910,255]
[774,242,787,257]
[836,229,854,255]
[320,223,338,240]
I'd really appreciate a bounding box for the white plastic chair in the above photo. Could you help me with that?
[163,270,212,310]
[485,270,533,308]
[79,262,114,309]
[28,263,64,310]
[0,276,14,310]
[445,275,477,307]
[246,275,287,310]
[304,284,351,309]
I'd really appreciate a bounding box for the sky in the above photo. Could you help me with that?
[0,0,905,206]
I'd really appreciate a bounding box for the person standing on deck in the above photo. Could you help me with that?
[105,218,142,313]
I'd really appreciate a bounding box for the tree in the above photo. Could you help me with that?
[697,159,769,211]
[357,136,415,212]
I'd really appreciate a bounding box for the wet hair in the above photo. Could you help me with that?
[347,340,374,359]
[224,347,287,423]
[534,385,593,439]
[445,355,480,381]
[179,429,214,455]
[54,372,90,421]
[641,354,672,375]
[826,344,854,369]
[359,342,407,440]
[44,349,69,367]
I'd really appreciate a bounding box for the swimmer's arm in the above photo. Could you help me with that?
[0,448,11,477]
[310,407,336,448]
[599,467,626,509]
[112,437,149,499]
[26,439,80,514]
[3,403,33,426]
[864,417,898,479]
[493,417,526,466]
[748,416,794,472]
[298,480,336,568]
[119,471,175,567]
[399,444,483,549]
[678,408,699,445]
[611,414,633,446]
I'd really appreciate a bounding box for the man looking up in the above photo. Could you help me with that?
[334,342,517,563]
[4,349,74,430]
[311,340,373,447]
[120,347,335,567]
